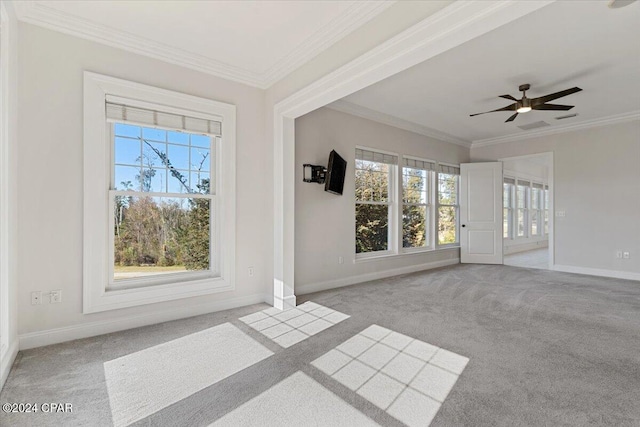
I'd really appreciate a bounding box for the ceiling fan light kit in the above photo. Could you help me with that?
[471,83,582,123]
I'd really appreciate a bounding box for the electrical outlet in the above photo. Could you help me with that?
[338,256,344,264]
[248,267,254,277]
[31,291,42,305]
[623,252,630,259]
[50,290,62,303]
[616,251,623,259]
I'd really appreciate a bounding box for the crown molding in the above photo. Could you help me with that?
[327,100,472,148]
[261,1,395,85]
[472,110,640,148]
[13,0,395,89]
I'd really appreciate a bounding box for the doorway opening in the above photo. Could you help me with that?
[500,153,553,270]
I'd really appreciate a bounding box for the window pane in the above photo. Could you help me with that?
[191,171,210,194]
[403,167,427,204]
[438,173,458,205]
[531,210,538,236]
[115,137,141,166]
[503,208,510,238]
[438,206,457,245]
[115,165,142,191]
[142,127,166,142]
[517,185,528,209]
[532,189,538,209]
[355,160,389,202]
[167,170,191,194]
[167,144,190,170]
[403,205,427,248]
[517,209,525,237]
[113,196,210,281]
[503,184,511,208]
[168,131,189,145]
[191,146,211,172]
[355,203,388,253]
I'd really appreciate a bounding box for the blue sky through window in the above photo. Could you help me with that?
[114,123,212,193]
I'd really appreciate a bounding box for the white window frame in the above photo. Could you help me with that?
[83,72,236,313]
[436,165,460,248]
[355,146,397,259]
[401,156,435,253]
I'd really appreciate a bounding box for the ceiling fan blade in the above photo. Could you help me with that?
[499,94,517,101]
[505,112,518,122]
[470,103,516,117]
[532,104,575,111]
[532,87,582,106]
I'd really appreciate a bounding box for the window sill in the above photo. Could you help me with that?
[354,246,459,264]
[84,276,234,314]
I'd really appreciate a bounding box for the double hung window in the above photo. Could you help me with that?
[355,148,397,255]
[402,158,435,250]
[436,165,460,246]
[83,72,236,313]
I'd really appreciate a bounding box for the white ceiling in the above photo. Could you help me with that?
[338,0,640,145]
[14,0,394,88]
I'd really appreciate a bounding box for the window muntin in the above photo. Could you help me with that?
[110,123,216,287]
[402,166,430,249]
[355,158,394,254]
[437,172,459,245]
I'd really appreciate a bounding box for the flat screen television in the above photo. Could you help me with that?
[324,150,347,195]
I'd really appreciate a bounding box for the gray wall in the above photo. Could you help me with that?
[294,107,469,293]
[472,120,640,275]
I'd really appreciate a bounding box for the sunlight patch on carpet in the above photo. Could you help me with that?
[210,372,378,427]
[104,322,273,427]
[312,325,469,427]
[239,301,350,348]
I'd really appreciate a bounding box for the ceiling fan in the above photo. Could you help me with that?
[470,84,582,123]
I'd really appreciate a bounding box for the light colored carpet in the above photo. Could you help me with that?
[104,322,273,427]
[2,264,639,426]
[210,372,378,427]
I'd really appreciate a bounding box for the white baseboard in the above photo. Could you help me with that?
[19,293,271,350]
[0,339,18,391]
[553,264,640,282]
[297,258,460,295]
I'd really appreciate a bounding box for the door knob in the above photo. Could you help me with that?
[461,224,466,227]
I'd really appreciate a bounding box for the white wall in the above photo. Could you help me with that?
[502,157,549,254]
[17,23,272,344]
[472,120,640,278]
[295,107,468,293]
[1,0,19,387]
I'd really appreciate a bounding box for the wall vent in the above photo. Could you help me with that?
[555,113,578,120]
[518,121,550,131]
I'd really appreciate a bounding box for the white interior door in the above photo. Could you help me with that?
[460,162,503,264]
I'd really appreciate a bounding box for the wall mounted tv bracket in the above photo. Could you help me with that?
[303,164,326,184]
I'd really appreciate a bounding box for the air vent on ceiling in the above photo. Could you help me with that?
[518,121,550,131]
[555,113,578,120]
